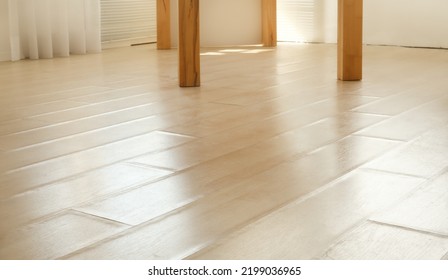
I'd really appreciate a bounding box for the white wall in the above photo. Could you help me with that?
[364,0,448,48]
[170,0,448,48]
[169,0,261,47]
[0,1,10,61]
[280,0,448,48]
[200,0,261,46]
[2,0,448,62]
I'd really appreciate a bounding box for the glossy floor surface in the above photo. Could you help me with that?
[0,43,447,260]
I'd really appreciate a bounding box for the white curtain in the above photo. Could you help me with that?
[7,0,101,61]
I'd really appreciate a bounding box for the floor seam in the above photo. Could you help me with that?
[368,219,448,239]
[70,209,133,227]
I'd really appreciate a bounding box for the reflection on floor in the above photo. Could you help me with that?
[0,43,447,260]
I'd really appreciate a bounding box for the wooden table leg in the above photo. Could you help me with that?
[178,0,200,87]
[262,0,277,47]
[157,0,171,50]
[338,0,363,81]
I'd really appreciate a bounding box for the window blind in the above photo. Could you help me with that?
[100,0,156,47]
[277,0,316,43]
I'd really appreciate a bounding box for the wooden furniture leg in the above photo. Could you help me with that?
[157,0,171,50]
[338,0,363,81]
[178,0,200,87]
[262,0,277,47]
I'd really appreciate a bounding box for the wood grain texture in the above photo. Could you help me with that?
[321,222,448,260]
[66,136,398,259]
[166,95,377,138]
[442,252,448,260]
[352,87,445,116]
[0,164,170,234]
[178,0,200,87]
[133,100,383,172]
[355,96,448,141]
[0,117,186,171]
[0,119,48,136]
[0,211,129,260]
[0,131,193,199]
[365,124,448,178]
[188,170,425,260]
[0,100,87,122]
[338,0,363,81]
[262,0,277,47]
[1,44,448,259]
[157,0,171,50]
[75,115,386,226]
[65,188,274,260]
[372,171,448,236]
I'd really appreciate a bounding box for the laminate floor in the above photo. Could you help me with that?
[0,43,447,260]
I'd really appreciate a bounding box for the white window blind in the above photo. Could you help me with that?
[278,0,317,43]
[100,0,156,48]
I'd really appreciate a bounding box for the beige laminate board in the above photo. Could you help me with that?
[0,86,112,110]
[75,134,399,254]
[30,95,165,124]
[0,164,170,233]
[355,96,448,141]
[32,94,239,126]
[371,171,448,236]
[171,87,249,103]
[0,110,165,150]
[443,252,448,260]
[138,98,386,171]
[0,119,49,137]
[168,91,377,137]
[96,78,148,90]
[68,86,155,104]
[76,115,385,225]
[0,116,176,171]
[212,81,329,106]
[69,84,228,105]
[0,102,236,150]
[189,170,425,260]
[78,119,337,223]
[66,168,423,260]
[352,88,445,116]
[321,222,448,260]
[1,43,448,261]
[0,100,87,122]
[212,135,399,212]
[139,117,321,171]
[165,106,265,137]
[65,186,277,260]
[365,124,448,178]
[224,74,283,92]
[153,102,241,124]
[166,92,331,137]
[0,211,129,260]
[0,131,193,198]
[170,102,306,138]
[135,112,383,170]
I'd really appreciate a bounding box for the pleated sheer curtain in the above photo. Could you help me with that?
[7,0,101,61]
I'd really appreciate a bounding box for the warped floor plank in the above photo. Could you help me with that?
[1,43,448,259]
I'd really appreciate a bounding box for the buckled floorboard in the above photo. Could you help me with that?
[0,43,447,260]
